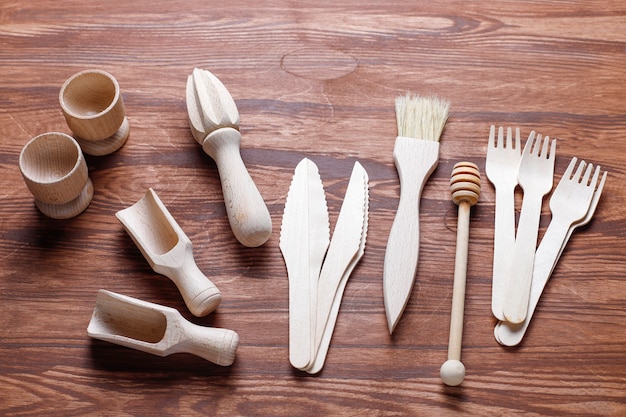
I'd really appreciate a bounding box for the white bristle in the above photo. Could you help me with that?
[395,94,450,141]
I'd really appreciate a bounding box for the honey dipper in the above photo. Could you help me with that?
[441,162,481,386]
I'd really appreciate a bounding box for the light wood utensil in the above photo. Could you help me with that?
[503,132,556,324]
[383,93,450,334]
[87,290,238,366]
[19,132,93,219]
[280,159,369,373]
[186,68,272,247]
[116,188,221,317]
[307,161,368,374]
[441,162,480,387]
[279,158,330,369]
[485,125,521,320]
[60,69,129,156]
[496,159,606,346]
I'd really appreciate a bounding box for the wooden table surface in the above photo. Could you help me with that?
[1,1,625,415]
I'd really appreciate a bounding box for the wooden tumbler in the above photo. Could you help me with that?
[440,161,481,386]
[59,69,129,156]
[19,132,93,219]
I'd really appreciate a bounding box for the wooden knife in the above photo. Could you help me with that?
[279,158,330,370]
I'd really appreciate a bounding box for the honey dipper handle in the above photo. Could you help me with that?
[441,202,471,387]
[202,127,272,247]
[448,201,470,361]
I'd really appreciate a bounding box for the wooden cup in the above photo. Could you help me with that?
[59,69,129,156]
[19,132,93,219]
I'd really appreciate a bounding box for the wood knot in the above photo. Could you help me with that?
[450,161,481,206]
[281,47,357,80]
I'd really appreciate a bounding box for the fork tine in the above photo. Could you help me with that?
[488,125,496,148]
[573,158,586,182]
[514,127,521,150]
[588,164,601,189]
[533,133,543,155]
[563,157,578,180]
[505,127,512,149]
[548,138,557,160]
[539,135,551,158]
[580,161,593,186]
[594,170,607,202]
[523,131,536,156]
[577,169,607,228]
[498,126,504,148]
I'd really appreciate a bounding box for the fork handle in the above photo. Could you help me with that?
[503,192,544,323]
[491,185,517,320]
[496,218,571,345]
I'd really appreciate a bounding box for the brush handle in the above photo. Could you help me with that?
[383,137,440,334]
[202,127,272,248]
[176,319,240,366]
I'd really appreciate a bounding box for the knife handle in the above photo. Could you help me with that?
[201,127,272,247]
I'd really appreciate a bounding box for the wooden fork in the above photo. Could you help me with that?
[503,131,556,324]
[496,159,606,346]
[485,125,522,320]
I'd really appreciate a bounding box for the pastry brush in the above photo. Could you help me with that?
[383,93,450,334]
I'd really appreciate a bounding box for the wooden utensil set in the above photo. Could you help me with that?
[17,68,250,366]
[487,127,607,346]
[17,68,606,382]
[280,159,369,373]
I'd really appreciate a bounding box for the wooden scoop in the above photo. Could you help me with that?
[87,290,238,366]
[116,188,221,317]
[186,68,272,247]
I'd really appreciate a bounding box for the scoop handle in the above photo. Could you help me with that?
[155,239,222,317]
[178,320,239,366]
[202,127,272,247]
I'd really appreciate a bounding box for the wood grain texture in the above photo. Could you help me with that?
[1,0,625,415]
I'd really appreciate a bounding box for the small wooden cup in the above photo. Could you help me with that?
[19,132,94,219]
[59,69,129,156]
